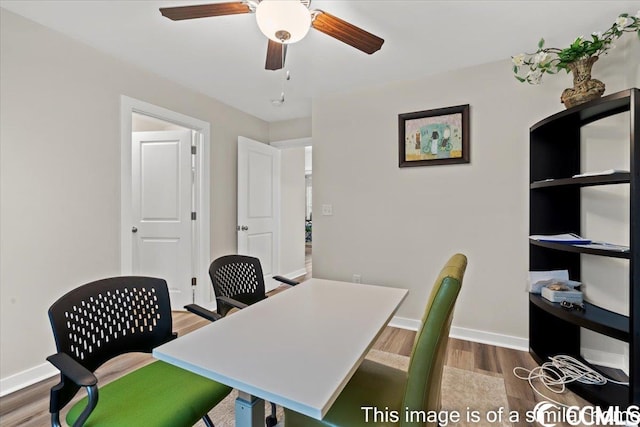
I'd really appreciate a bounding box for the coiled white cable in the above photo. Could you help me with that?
[513,355,629,407]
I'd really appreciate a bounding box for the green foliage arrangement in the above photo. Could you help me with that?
[512,12,640,84]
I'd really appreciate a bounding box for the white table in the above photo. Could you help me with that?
[153,278,407,426]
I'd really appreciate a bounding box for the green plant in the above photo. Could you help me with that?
[512,11,640,84]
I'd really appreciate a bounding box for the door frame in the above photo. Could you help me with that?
[269,137,312,282]
[269,137,312,149]
[120,96,211,306]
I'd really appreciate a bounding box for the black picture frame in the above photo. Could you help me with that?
[398,104,470,167]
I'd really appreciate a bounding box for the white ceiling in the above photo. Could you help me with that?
[2,1,637,122]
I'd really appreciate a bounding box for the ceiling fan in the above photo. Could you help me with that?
[159,0,384,71]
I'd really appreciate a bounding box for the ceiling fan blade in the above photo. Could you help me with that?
[265,39,287,71]
[312,11,384,54]
[160,2,251,21]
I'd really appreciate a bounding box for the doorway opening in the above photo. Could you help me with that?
[120,96,211,310]
[304,146,312,280]
[270,137,312,282]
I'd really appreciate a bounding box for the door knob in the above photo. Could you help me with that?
[132,226,138,233]
[241,225,249,231]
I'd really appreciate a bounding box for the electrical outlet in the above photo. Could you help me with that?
[322,204,333,216]
[352,274,361,283]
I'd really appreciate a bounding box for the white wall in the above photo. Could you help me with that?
[279,147,307,278]
[132,112,187,132]
[269,117,312,142]
[311,33,639,345]
[0,10,269,386]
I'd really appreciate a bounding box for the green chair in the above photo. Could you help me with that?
[46,276,232,427]
[284,253,467,427]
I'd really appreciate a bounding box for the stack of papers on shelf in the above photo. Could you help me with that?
[574,242,630,252]
[529,233,591,244]
[572,169,628,178]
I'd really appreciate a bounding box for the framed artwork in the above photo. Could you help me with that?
[398,104,470,167]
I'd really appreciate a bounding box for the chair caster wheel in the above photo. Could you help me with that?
[266,414,278,427]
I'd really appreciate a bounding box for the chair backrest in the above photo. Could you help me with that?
[209,255,266,316]
[401,253,467,427]
[48,276,175,411]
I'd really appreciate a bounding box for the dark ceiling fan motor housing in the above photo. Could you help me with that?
[275,30,291,42]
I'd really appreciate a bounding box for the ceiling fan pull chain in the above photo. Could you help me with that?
[281,67,290,97]
[279,68,289,104]
[272,67,290,106]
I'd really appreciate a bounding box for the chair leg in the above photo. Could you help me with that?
[265,415,277,427]
[202,414,215,427]
[266,402,278,427]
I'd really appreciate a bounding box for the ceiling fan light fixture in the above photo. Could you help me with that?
[256,0,311,44]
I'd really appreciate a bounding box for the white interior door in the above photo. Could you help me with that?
[132,130,193,309]
[237,136,281,291]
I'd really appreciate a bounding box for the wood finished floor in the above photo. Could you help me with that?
[0,254,593,426]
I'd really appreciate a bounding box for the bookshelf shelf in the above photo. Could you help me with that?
[529,294,629,341]
[530,172,630,189]
[529,239,630,259]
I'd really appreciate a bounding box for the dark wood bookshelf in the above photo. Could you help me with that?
[529,88,639,407]
[529,239,630,259]
[530,172,630,189]
[529,294,629,341]
[530,89,634,132]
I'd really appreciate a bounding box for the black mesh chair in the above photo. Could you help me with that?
[186,254,299,319]
[185,254,299,426]
[46,276,232,427]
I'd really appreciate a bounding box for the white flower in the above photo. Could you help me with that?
[616,16,630,30]
[512,54,525,66]
[534,51,549,65]
[592,31,603,39]
[527,69,543,85]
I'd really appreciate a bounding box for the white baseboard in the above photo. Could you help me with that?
[389,318,629,372]
[0,363,58,397]
[389,317,529,351]
[388,316,420,331]
[450,326,529,351]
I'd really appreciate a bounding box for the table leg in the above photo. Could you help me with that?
[235,391,265,427]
